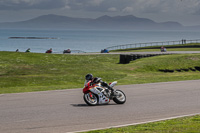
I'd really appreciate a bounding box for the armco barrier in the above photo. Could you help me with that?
[119,53,171,64]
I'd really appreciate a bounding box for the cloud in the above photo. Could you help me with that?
[122,7,133,13]
[0,0,68,10]
[1,0,200,16]
[108,7,117,12]
[87,0,104,6]
[133,0,200,15]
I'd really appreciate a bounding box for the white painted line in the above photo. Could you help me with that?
[2,119,30,124]
[68,113,200,133]
[14,120,29,123]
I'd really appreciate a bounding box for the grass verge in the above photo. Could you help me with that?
[82,115,200,133]
[0,52,200,94]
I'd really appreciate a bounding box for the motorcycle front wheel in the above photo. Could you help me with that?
[83,93,98,106]
[113,90,126,104]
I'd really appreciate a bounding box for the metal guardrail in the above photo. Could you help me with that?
[106,39,200,51]
[119,54,173,64]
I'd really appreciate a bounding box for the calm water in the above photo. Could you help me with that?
[0,29,200,53]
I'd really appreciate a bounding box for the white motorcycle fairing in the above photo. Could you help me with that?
[109,81,117,87]
[90,86,110,104]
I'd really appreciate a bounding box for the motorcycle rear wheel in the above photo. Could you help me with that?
[113,90,126,104]
[83,93,98,106]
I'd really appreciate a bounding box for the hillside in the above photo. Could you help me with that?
[0,14,185,30]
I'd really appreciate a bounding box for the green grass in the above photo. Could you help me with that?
[82,115,200,133]
[0,52,123,93]
[118,54,200,84]
[0,51,200,93]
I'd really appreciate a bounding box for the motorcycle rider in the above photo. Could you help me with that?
[84,74,115,95]
[84,73,93,86]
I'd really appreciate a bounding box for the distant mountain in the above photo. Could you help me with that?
[0,14,187,30]
[0,14,93,29]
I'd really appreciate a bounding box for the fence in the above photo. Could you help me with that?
[106,39,200,51]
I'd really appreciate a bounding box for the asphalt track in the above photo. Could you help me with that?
[0,80,200,133]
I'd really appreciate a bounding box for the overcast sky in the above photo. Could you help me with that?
[0,0,200,26]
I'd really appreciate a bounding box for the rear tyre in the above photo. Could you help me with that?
[83,93,98,106]
[113,90,126,104]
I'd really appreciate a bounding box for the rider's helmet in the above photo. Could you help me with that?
[92,77,102,84]
[85,73,93,81]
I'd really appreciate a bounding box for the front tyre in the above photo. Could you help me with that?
[113,90,126,104]
[83,93,98,106]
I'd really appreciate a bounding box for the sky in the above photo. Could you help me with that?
[0,0,200,26]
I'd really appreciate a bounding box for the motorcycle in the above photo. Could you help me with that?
[83,81,126,106]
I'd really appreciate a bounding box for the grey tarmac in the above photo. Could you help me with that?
[0,80,200,133]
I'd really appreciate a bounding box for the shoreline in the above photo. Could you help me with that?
[9,37,57,39]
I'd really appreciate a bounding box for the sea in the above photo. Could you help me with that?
[0,29,200,53]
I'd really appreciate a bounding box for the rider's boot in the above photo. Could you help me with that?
[108,86,117,96]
